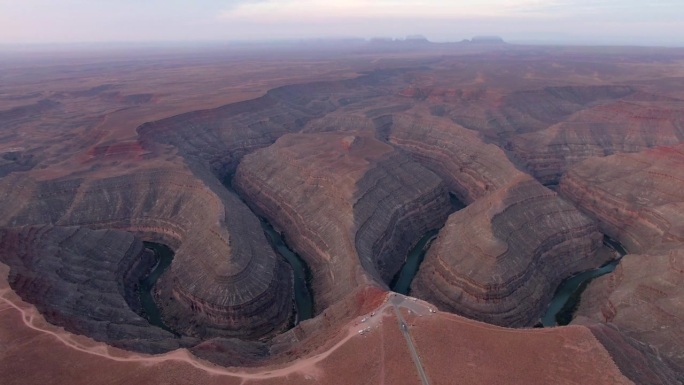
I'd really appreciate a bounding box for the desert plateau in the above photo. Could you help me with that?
[1,38,684,385]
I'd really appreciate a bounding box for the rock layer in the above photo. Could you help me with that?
[584,322,682,385]
[508,98,684,184]
[384,113,528,203]
[0,225,197,353]
[575,251,684,374]
[0,169,293,341]
[412,177,604,326]
[234,132,452,311]
[560,144,684,372]
[137,72,393,178]
[560,144,684,253]
[449,85,636,140]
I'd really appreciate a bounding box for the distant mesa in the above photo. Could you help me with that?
[369,35,431,44]
[469,35,505,44]
[404,34,430,43]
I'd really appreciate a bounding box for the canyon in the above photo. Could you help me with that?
[1,42,684,384]
[559,143,684,373]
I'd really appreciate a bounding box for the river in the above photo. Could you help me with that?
[390,193,466,295]
[222,173,314,325]
[260,219,314,324]
[390,230,439,294]
[541,236,627,327]
[138,241,179,335]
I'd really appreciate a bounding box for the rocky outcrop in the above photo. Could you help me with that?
[449,85,635,140]
[0,169,294,342]
[234,132,452,311]
[384,113,528,203]
[507,99,684,184]
[560,144,684,372]
[412,177,604,326]
[575,251,684,374]
[0,68,411,354]
[137,72,393,178]
[585,322,682,385]
[0,150,36,177]
[0,225,198,353]
[559,144,684,253]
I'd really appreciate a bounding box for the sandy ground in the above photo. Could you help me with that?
[0,260,635,385]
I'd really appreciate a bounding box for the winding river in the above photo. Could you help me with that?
[390,230,439,294]
[260,220,314,324]
[221,173,314,325]
[138,242,178,335]
[138,184,616,332]
[541,236,627,327]
[390,193,466,295]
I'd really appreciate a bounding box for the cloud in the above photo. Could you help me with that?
[1,0,682,45]
[217,0,571,22]
[217,0,270,10]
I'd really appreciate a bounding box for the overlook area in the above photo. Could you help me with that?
[1,41,684,384]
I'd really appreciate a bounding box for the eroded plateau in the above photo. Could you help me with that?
[2,42,684,384]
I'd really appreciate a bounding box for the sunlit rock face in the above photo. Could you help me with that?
[234,132,452,311]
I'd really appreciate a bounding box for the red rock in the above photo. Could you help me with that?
[234,132,452,311]
[412,177,604,326]
[560,144,684,372]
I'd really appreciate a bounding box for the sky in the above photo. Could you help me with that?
[0,0,682,46]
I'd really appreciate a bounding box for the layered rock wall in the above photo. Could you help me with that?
[559,145,684,253]
[412,177,603,326]
[0,225,197,353]
[575,251,684,374]
[508,99,684,184]
[0,169,294,340]
[234,133,451,311]
[138,74,390,178]
[449,85,635,139]
[385,113,528,203]
[560,144,684,372]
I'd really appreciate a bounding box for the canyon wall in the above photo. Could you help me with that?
[559,145,684,253]
[560,144,684,372]
[412,177,603,326]
[137,72,396,178]
[0,169,294,341]
[447,85,636,140]
[0,225,198,353]
[234,132,452,311]
[508,97,684,184]
[385,113,527,203]
[374,110,605,326]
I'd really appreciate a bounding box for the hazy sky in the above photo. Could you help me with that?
[1,0,682,46]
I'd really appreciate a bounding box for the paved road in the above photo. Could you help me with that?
[390,295,431,385]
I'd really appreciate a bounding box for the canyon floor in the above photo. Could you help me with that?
[1,41,684,384]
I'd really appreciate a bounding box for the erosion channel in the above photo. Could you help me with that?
[390,193,466,295]
[221,173,314,325]
[138,242,178,335]
[260,219,314,323]
[541,236,628,327]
